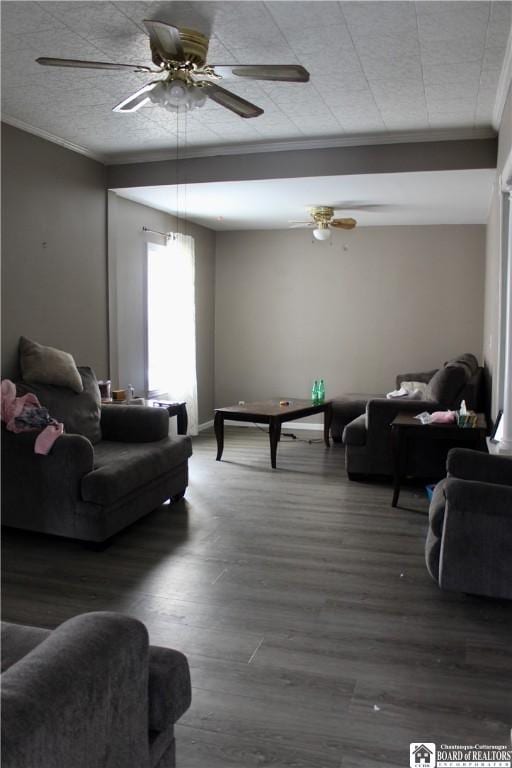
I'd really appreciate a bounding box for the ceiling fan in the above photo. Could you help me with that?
[291,207,358,241]
[36,20,309,118]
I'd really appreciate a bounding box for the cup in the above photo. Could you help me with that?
[98,380,112,401]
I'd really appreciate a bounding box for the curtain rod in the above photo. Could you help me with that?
[142,226,176,240]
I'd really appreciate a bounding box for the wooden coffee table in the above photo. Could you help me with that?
[214,399,333,468]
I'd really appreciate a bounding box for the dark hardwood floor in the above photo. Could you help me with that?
[2,428,511,767]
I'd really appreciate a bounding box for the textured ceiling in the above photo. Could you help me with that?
[1,1,511,161]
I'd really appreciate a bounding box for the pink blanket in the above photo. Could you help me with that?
[430,410,456,424]
[1,379,63,454]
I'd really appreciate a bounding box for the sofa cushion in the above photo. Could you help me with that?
[82,436,192,506]
[1,622,50,673]
[17,367,102,444]
[342,414,367,446]
[19,336,83,393]
[424,365,468,408]
[148,646,192,732]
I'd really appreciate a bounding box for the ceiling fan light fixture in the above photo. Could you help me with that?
[149,78,207,112]
[313,226,331,241]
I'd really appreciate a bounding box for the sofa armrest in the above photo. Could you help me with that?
[101,404,169,442]
[366,398,438,432]
[2,428,94,486]
[447,448,512,486]
[439,478,512,599]
[396,369,438,388]
[343,414,367,446]
[148,646,192,732]
[1,612,150,768]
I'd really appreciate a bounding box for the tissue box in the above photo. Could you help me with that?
[456,411,478,428]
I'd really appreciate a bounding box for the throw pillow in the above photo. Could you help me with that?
[425,366,468,408]
[16,367,102,444]
[444,353,479,377]
[19,337,83,394]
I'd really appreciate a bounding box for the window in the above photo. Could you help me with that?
[146,236,198,433]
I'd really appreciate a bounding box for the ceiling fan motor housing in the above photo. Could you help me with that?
[310,206,334,225]
[152,26,210,67]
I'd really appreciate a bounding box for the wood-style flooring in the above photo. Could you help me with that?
[2,427,511,767]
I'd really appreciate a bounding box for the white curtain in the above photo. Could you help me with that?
[146,235,198,435]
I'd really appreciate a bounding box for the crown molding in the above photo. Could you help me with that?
[104,126,497,165]
[1,115,107,164]
[493,28,512,130]
[2,114,496,168]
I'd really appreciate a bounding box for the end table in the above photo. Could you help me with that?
[150,400,188,435]
[390,411,487,507]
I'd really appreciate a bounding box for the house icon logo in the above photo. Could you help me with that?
[410,743,436,768]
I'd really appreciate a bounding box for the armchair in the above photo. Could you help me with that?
[1,612,191,768]
[425,448,512,599]
[1,369,192,544]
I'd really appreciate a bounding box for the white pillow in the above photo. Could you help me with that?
[401,380,428,396]
[386,381,427,400]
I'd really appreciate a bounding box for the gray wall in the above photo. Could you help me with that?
[483,187,502,416]
[215,226,485,414]
[1,124,108,378]
[107,138,497,188]
[108,193,215,425]
[483,82,512,418]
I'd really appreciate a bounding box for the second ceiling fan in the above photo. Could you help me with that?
[291,207,357,241]
[37,20,310,118]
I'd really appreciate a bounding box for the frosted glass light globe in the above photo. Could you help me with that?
[313,227,331,241]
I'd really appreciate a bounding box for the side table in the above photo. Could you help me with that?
[150,400,188,435]
[390,411,487,507]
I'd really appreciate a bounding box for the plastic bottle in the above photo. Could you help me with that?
[317,379,325,403]
[311,380,319,402]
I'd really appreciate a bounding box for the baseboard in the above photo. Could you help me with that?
[198,419,214,432]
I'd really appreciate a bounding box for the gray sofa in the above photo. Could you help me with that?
[333,353,484,479]
[1,368,192,544]
[426,448,512,600]
[1,612,191,768]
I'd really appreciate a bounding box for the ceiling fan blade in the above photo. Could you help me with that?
[209,64,309,82]
[143,20,185,63]
[289,220,314,225]
[289,223,313,229]
[331,218,357,230]
[112,81,160,113]
[36,57,154,73]
[332,201,391,211]
[205,83,263,118]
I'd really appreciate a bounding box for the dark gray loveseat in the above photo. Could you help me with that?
[1,368,192,544]
[334,353,484,479]
[426,448,512,600]
[1,612,191,767]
